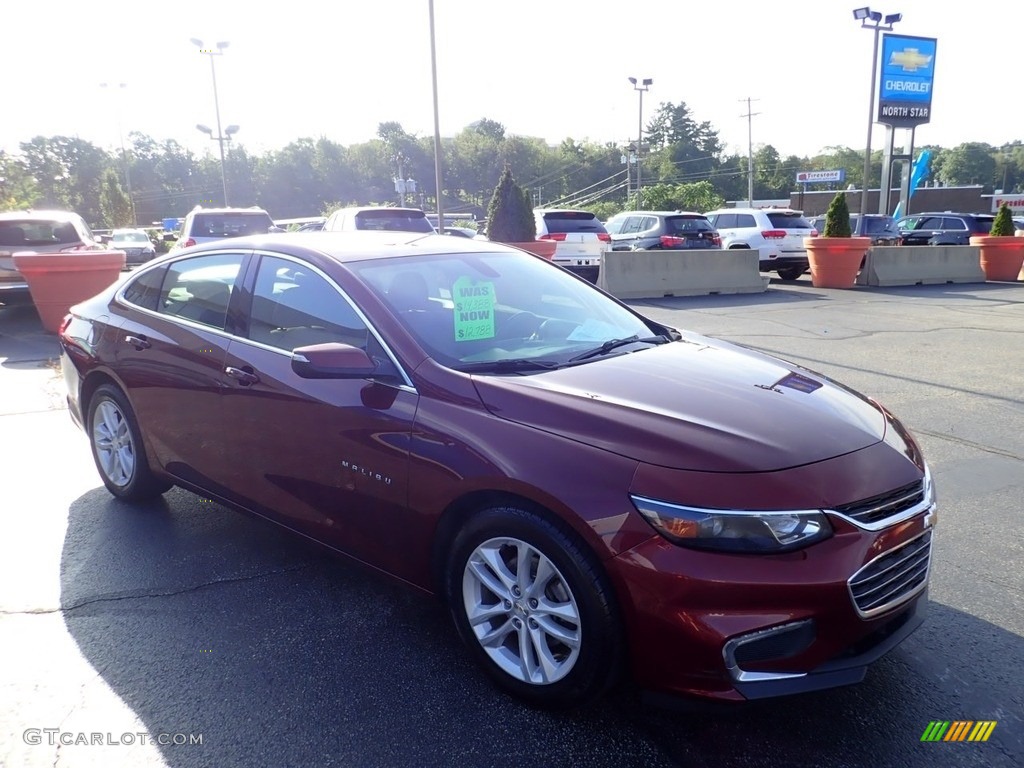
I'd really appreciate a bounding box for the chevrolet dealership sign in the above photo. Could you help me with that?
[878,34,937,127]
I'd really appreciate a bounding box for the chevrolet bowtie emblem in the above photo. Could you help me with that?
[890,48,932,72]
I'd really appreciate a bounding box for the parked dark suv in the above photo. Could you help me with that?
[606,211,721,251]
[809,214,901,246]
[895,212,995,246]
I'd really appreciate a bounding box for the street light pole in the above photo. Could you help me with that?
[191,38,235,207]
[628,77,652,209]
[740,97,760,208]
[853,8,901,222]
[428,0,445,226]
[99,82,136,225]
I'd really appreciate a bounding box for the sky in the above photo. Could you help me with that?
[2,0,1019,167]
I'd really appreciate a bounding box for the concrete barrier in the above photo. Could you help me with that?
[597,249,768,299]
[856,245,985,286]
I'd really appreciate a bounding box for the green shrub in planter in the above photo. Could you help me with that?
[486,165,535,243]
[990,202,1015,236]
[822,191,853,238]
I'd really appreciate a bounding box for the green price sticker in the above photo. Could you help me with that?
[452,276,495,342]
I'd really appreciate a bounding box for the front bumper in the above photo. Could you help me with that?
[611,508,932,702]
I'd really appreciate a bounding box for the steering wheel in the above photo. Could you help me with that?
[500,312,542,340]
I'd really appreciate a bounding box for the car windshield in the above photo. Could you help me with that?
[112,231,151,243]
[541,212,608,234]
[350,250,657,370]
[0,219,80,246]
[665,216,715,234]
[766,212,813,229]
[193,213,274,238]
[354,210,434,233]
[852,217,897,233]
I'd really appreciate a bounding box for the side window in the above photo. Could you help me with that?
[918,216,944,230]
[605,217,625,235]
[716,213,737,228]
[942,218,967,230]
[158,252,244,330]
[621,217,642,235]
[641,217,658,232]
[122,266,167,311]
[735,214,757,228]
[247,254,369,352]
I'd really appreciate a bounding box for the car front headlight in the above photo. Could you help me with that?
[630,495,832,554]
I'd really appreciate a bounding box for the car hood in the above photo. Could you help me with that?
[471,336,886,473]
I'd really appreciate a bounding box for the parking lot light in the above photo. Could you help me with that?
[191,38,235,207]
[628,77,653,210]
[853,8,901,222]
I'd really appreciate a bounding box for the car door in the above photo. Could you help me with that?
[903,215,943,245]
[115,251,248,487]
[217,252,420,577]
[711,212,738,247]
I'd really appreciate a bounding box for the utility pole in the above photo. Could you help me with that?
[740,97,760,208]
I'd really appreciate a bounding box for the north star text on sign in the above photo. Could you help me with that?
[885,80,930,93]
[881,106,929,118]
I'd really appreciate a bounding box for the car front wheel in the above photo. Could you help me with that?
[446,505,623,708]
[87,384,171,501]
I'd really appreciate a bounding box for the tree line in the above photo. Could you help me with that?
[1,101,1021,228]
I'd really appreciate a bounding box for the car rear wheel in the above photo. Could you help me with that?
[446,505,622,708]
[88,384,171,501]
[776,266,805,281]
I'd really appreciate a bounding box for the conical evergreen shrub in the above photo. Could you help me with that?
[486,165,536,242]
[823,192,853,238]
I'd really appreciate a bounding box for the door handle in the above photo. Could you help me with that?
[125,334,151,350]
[224,366,259,386]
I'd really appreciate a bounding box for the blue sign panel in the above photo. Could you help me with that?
[878,34,937,127]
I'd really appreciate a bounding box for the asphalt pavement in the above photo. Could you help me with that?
[1,279,1022,768]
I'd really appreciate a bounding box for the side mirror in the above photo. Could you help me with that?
[291,342,380,379]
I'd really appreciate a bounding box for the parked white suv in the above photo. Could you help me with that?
[534,209,610,282]
[704,207,816,281]
[173,206,280,250]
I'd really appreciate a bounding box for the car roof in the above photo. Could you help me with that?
[611,210,707,217]
[335,206,427,215]
[534,209,600,215]
[706,207,806,215]
[182,231,513,263]
[0,210,84,222]
[900,211,992,217]
[189,207,270,215]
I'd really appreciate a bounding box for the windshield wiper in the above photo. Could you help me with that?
[568,334,670,362]
[456,358,564,373]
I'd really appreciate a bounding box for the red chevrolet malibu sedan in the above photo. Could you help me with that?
[59,232,935,708]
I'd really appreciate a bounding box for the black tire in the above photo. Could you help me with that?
[446,505,623,709]
[776,266,805,281]
[87,384,171,502]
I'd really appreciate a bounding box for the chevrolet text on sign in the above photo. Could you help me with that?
[878,34,937,127]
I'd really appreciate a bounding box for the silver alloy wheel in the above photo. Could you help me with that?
[462,536,581,685]
[92,399,136,488]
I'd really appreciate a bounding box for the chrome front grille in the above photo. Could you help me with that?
[848,530,932,618]
[834,479,925,527]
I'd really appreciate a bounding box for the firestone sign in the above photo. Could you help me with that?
[878,34,937,127]
[991,194,1024,213]
[796,170,846,184]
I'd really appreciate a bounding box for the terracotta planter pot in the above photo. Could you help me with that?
[503,240,557,260]
[12,250,127,333]
[969,235,1024,281]
[803,237,871,289]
